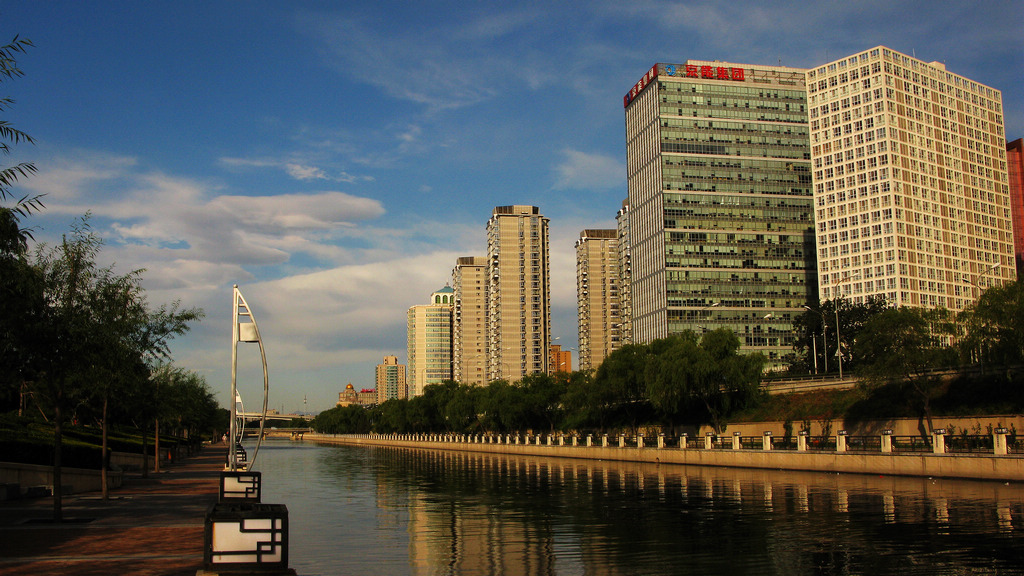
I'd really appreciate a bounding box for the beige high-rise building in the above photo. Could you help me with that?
[375,356,407,404]
[407,286,453,397]
[615,199,633,346]
[452,256,488,386]
[808,47,1013,309]
[486,205,551,382]
[576,229,621,371]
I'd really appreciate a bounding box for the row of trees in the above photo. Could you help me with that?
[315,284,1023,439]
[314,329,763,437]
[789,281,1024,377]
[0,36,214,519]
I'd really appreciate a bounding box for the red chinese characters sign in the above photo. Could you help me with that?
[623,64,659,108]
[624,63,746,108]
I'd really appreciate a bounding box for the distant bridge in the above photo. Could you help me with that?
[237,412,311,421]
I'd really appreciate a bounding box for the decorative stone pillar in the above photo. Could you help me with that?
[618,434,626,448]
[881,429,893,453]
[932,428,947,454]
[797,430,808,451]
[536,434,542,446]
[762,431,773,451]
[994,428,1009,455]
[704,432,714,450]
[602,434,608,447]
[572,435,578,447]
[637,434,645,449]
[731,431,741,450]
[657,433,665,449]
[836,430,848,453]
[679,433,688,449]
[587,434,593,447]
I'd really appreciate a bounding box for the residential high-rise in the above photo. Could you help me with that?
[576,229,621,371]
[1008,138,1023,277]
[807,47,1013,308]
[452,256,488,386]
[407,286,453,397]
[549,344,572,373]
[615,199,633,346]
[375,356,407,404]
[623,61,816,368]
[486,205,551,381]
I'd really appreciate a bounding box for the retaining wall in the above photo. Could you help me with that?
[307,434,1024,482]
[0,462,123,497]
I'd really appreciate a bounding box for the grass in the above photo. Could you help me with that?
[0,413,189,469]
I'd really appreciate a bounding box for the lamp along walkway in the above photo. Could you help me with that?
[0,442,223,576]
[309,429,1024,482]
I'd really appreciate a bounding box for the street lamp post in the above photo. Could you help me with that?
[970,262,1001,299]
[698,302,721,334]
[831,273,861,380]
[802,305,828,374]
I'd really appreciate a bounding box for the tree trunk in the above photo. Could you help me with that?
[141,425,149,479]
[154,418,160,473]
[101,395,108,500]
[52,395,63,522]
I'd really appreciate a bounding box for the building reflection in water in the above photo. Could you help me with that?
[346,445,1023,575]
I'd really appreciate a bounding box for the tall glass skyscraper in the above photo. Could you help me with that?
[623,61,816,368]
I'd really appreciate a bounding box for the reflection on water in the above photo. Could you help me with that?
[248,440,1024,575]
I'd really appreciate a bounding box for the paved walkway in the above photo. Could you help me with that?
[0,443,224,576]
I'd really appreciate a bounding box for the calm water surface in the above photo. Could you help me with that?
[247,439,1024,576]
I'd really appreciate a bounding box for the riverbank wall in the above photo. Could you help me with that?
[0,462,123,498]
[306,433,1024,482]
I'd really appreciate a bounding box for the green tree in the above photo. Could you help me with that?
[960,280,1024,367]
[853,307,956,432]
[519,373,566,432]
[0,34,40,413]
[644,333,702,432]
[0,35,41,241]
[559,370,597,431]
[791,296,890,374]
[645,330,763,433]
[591,343,652,434]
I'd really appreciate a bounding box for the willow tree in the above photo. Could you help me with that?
[645,329,764,434]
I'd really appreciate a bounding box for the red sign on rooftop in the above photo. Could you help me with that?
[624,63,747,108]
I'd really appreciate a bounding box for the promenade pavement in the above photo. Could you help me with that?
[0,443,224,576]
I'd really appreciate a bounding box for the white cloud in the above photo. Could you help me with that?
[299,10,564,112]
[285,163,328,181]
[221,156,375,184]
[553,149,624,190]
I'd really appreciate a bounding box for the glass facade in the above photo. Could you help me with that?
[625,61,816,368]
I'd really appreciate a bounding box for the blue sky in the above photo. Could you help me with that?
[4,1,1022,413]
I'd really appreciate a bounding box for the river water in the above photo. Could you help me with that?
[247,439,1024,575]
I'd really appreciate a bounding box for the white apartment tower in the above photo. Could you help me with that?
[486,205,552,382]
[576,229,621,371]
[452,256,488,386]
[406,286,453,397]
[808,47,1013,309]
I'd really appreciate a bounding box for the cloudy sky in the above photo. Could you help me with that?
[4,1,1022,413]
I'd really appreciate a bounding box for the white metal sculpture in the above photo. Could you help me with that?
[230,285,269,471]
